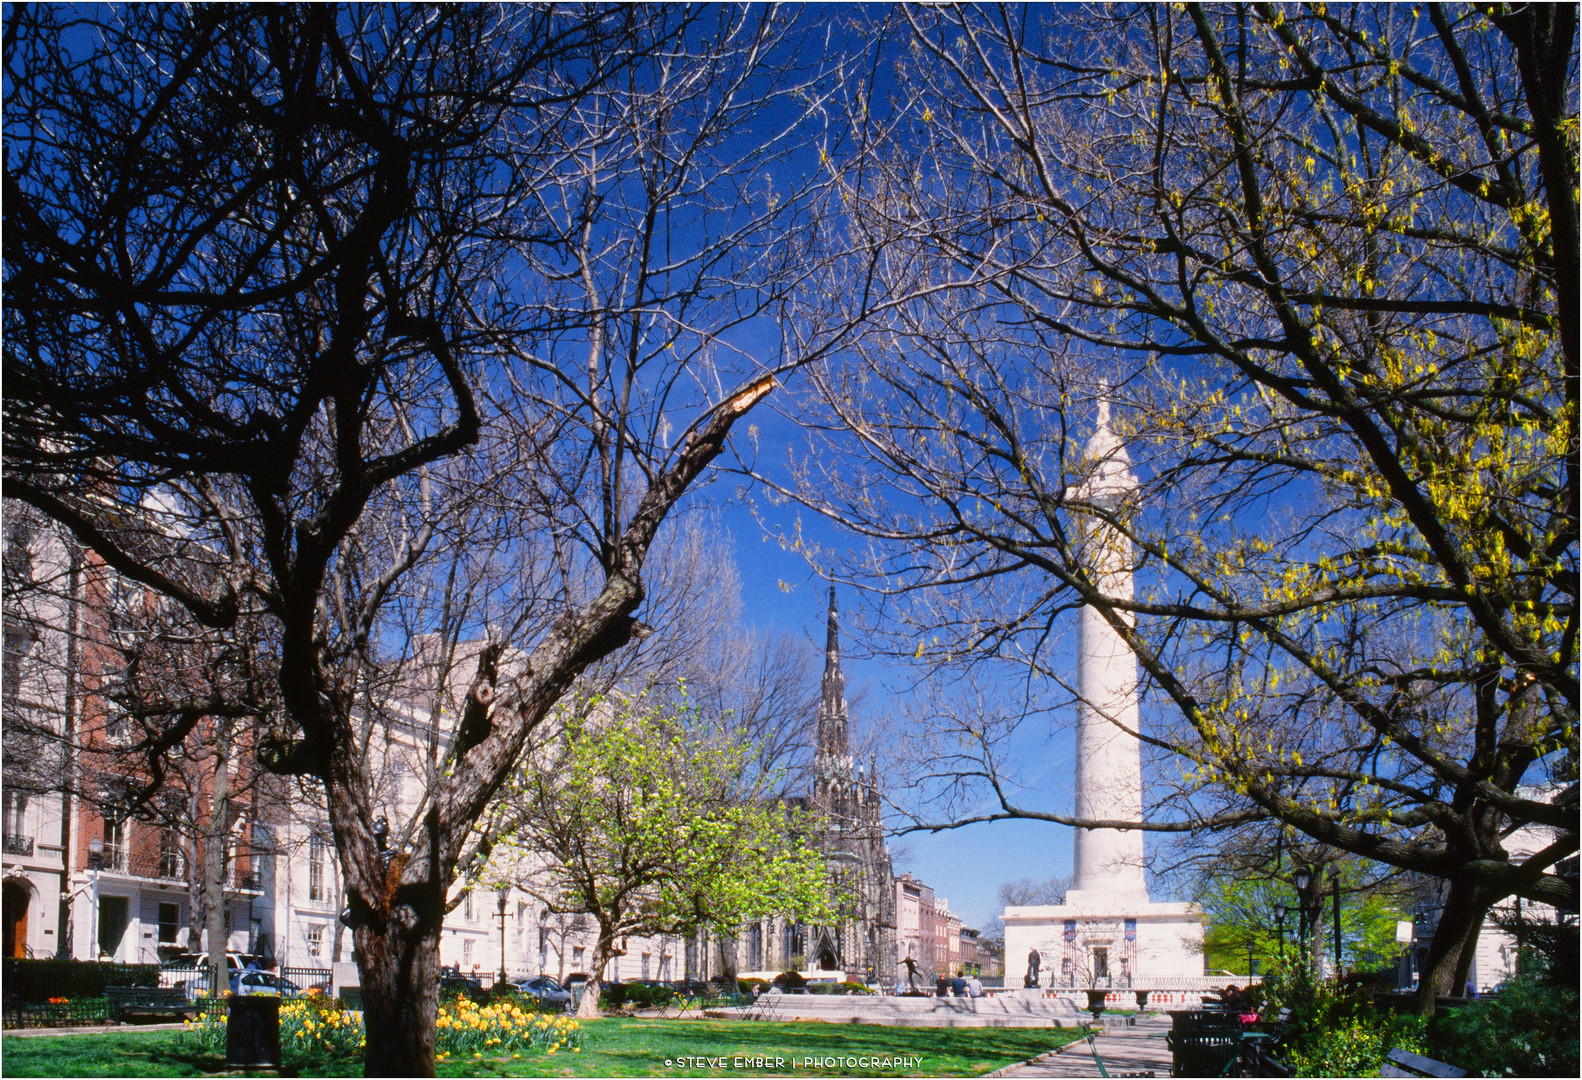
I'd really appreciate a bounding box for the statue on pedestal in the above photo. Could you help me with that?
[1024,950,1041,988]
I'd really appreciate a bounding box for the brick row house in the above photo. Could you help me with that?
[3,505,272,964]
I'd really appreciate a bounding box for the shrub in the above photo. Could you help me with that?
[1427,976,1579,1078]
[1260,963,1426,1077]
[1286,1015,1425,1077]
[622,982,676,1008]
[3,959,159,1001]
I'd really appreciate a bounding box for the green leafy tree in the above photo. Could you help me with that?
[1192,848,1406,977]
[488,688,835,1016]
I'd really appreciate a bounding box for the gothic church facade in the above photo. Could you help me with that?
[798,587,896,984]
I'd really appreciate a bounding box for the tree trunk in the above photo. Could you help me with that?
[357,912,442,1077]
[205,719,232,994]
[1416,878,1492,1017]
[718,933,739,989]
[577,927,621,1018]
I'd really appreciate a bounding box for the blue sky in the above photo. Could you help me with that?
[713,466,1085,933]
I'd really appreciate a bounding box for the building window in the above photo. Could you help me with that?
[573,946,584,967]
[102,817,127,871]
[462,938,474,967]
[158,903,179,945]
[641,953,651,979]
[157,831,183,879]
[463,890,474,922]
[306,924,324,959]
[1,789,29,855]
[308,836,326,902]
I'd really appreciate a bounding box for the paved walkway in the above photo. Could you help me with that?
[3,1021,187,1038]
[996,1023,1174,1078]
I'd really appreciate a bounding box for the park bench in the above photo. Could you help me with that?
[1378,1048,1467,1078]
[105,985,197,1024]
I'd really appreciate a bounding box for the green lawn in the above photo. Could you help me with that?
[2,1019,1081,1077]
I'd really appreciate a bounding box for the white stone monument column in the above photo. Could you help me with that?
[1067,393,1148,906]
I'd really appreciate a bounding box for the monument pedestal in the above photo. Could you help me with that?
[1003,895,1204,994]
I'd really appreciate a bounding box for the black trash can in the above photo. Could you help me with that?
[226,995,283,1069]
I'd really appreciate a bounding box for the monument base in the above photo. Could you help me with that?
[1003,896,1205,994]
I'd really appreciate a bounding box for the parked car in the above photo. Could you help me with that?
[438,973,488,1003]
[511,975,572,1007]
[231,971,303,997]
[164,954,252,1001]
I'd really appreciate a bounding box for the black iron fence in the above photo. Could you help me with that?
[281,967,332,993]
[3,958,159,1003]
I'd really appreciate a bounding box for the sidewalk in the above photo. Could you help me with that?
[994,1023,1174,1078]
[3,1021,186,1038]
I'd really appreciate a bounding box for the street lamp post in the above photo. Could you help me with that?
[1293,868,1312,968]
[1329,866,1343,977]
[87,836,103,960]
[497,891,510,988]
[1273,904,1287,963]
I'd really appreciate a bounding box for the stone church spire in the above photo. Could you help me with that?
[815,585,851,778]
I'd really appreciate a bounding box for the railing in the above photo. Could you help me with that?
[2,834,34,856]
[224,868,264,892]
[97,842,127,872]
[95,850,263,892]
[281,967,332,992]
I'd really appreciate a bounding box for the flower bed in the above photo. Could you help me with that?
[436,996,584,1064]
[183,994,365,1061]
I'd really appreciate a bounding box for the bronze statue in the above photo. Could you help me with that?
[1024,949,1041,988]
[901,955,921,992]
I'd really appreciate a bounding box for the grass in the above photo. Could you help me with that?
[2,1018,1083,1077]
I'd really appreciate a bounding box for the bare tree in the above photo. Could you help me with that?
[771,2,1576,1013]
[4,7,859,1073]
